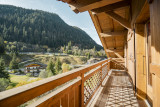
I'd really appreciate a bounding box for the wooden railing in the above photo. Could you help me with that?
[0,58,111,107]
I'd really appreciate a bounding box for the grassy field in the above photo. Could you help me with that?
[10,74,29,83]
[33,54,87,65]
[7,74,40,90]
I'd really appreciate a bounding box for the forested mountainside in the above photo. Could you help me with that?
[0,5,102,50]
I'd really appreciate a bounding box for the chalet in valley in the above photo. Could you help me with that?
[24,62,47,76]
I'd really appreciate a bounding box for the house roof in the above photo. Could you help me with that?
[24,62,47,67]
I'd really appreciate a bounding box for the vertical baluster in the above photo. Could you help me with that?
[81,72,84,107]
[100,64,103,86]
[108,60,110,71]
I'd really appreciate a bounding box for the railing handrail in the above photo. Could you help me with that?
[28,77,82,107]
[0,58,110,107]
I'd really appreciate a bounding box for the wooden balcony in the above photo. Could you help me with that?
[0,58,146,107]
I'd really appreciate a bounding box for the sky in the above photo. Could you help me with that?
[0,0,102,45]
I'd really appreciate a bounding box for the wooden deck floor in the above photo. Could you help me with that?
[94,70,147,107]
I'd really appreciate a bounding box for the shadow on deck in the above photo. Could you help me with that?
[94,70,147,107]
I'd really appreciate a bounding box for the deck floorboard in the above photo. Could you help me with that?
[94,70,147,107]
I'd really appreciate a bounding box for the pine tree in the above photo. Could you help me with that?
[68,41,72,50]
[47,59,55,75]
[93,46,96,52]
[0,57,9,79]
[0,37,5,54]
[9,54,19,69]
[0,5,103,51]
[0,78,10,92]
[87,52,91,60]
[55,58,62,74]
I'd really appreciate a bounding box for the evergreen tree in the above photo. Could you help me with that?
[0,57,9,79]
[93,46,96,52]
[0,78,10,92]
[87,52,91,60]
[47,59,55,75]
[63,45,66,51]
[9,54,19,69]
[67,41,72,54]
[0,5,103,51]
[55,58,62,74]
[68,41,72,50]
[0,37,5,54]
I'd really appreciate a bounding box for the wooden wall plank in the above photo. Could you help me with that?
[135,24,147,98]
[152,74,160,107]
[69,88,75,107]
[150,64,160,78]
[75,86,81,107]
[51,100,60,107]
[127,31,135,85]
[61,94,68,107]
[150,0,160,106]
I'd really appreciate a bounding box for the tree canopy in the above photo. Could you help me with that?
[9,54,19,69]
[0,57,9,79]
[47,59,56,75]
[55,58,62,74]
[0,37,5,54]
[0,5,102,51]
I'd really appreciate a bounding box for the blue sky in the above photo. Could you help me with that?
[0,0,102,45]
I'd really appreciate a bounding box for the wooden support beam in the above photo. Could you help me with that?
[112,58,125,61]
[108,47,124,50]
[115,53,124,59]
[75,0,123,13]
[106,49,124,53]
[92,14,109,57]
[106,49,124,58]
[100,30,127,38]
[91,0,130,14]
[106,11,131,30]
[57,0,73,3]
[88,11,110,57]
[111,19,116,49]
[69,5,79,13]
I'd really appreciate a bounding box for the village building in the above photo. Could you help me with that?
[24,62,47,76]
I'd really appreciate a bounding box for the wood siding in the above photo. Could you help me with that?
[126,31,135,85]
[150,0,160,106]
[135,24,147,98]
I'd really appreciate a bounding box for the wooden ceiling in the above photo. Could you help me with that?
[58,0,131,58]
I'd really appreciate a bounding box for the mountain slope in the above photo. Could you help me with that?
[0,5,102,50]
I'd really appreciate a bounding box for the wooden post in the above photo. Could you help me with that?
[108,60,111,71]
[100,64,103,86]
[81,72,84,107]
